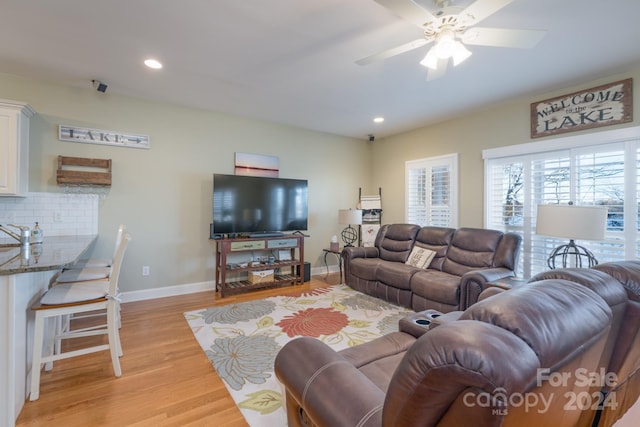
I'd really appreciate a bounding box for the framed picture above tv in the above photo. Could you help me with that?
[234,152,279,177]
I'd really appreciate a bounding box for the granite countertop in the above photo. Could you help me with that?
[0,235,98,275]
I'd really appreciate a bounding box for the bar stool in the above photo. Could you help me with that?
[56,224,126,282]
[29,232,131,401]
[53,224,127,329]
[72,223,125,268]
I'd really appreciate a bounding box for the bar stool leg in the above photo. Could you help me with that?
[30,311,45,401]
[107,302,122,376]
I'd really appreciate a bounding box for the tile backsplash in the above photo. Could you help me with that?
[0,192,98,236]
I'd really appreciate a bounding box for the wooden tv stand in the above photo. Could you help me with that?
[214,234,304,297]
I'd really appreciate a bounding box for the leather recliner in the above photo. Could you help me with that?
[275,280,613,427]
[528,267,630,427]
[591,261,640,427]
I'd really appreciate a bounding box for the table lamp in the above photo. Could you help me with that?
[338,209,362,247]
[536,203,608,269]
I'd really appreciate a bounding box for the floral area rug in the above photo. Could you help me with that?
[184,284,410,427]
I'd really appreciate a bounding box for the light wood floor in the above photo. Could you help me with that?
[16,274,339,427]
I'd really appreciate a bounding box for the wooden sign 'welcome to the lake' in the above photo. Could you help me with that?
[530,78,632,138]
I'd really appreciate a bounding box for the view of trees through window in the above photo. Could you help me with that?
[486,139,639,278]
[500,152,627,230]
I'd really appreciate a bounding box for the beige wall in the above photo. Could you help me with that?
[371,65,640,227]
[0,73,371,294]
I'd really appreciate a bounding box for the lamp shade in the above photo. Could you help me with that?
[536,204,608,241]
[338,209,362,225]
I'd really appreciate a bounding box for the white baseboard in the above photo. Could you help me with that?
[120,281,215,303]
[120,265,339,303]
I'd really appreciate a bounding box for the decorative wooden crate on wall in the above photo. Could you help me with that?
[56,156,112,187]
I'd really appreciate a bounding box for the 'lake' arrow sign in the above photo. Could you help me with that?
[59,125,150,149]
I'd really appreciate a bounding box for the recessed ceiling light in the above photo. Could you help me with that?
[144,59,163,69]
[373,117,384,123]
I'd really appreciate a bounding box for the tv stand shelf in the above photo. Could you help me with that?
[214,235,304,297]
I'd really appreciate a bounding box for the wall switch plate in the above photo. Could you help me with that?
[142,266,150,276]
[54,211,63,222]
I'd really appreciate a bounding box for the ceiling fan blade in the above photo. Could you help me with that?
[356,38,430,65]
[462,27,546,48]
[374,0,439,29]
[461,0,513,26]
[426,58,448,81]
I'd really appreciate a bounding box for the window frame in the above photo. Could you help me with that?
[483,126,640,277]
[405,153,459,228]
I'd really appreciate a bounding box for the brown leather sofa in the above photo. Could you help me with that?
[529,261,640,427]
[275,279,613,427]
[341,224,522,312]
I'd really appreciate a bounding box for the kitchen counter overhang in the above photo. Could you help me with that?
[0,235,97,275]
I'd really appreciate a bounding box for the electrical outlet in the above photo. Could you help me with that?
[142,266,150,276]
[54,211,63,222]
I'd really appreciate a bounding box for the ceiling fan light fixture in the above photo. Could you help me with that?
[419,47,439,70]
[452,41,472,66]
[434,29,456,59]
[420,28,470,70]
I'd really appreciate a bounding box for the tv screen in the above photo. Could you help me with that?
[212,174,308,236]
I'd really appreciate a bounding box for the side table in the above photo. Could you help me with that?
[322,247,343,283]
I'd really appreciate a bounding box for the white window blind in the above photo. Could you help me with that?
[406,154,458,227]
[485,137,639,278]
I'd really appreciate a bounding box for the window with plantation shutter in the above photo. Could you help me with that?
[484,127,640,278]
[406,154,458,227]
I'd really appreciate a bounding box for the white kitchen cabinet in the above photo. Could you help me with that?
[0,100,35,196]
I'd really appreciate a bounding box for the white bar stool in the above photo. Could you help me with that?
[58,224,126,278]
[29,232,131,401]
[53,224,127,330]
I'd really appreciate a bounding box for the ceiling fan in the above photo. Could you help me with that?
[357,0,546,79]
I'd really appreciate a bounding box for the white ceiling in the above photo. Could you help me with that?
[1,0,639,140]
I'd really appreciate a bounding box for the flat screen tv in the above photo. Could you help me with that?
[212,174,308,237]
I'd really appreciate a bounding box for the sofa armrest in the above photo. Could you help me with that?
[458,267,515,310]
[342,246,380,282]
[274,337,385,427]
[341,245,379,261]
[399,310,463,337]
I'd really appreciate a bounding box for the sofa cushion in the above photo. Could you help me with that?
[349,258,422,294]
[378,262,422,291]
[414,226,455,271]
[349,258,383,281]
[339,332,415,391]
[376,224,420,262]
[358,352,406,392]
[441,228,502,276]
[410,269,460,305]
